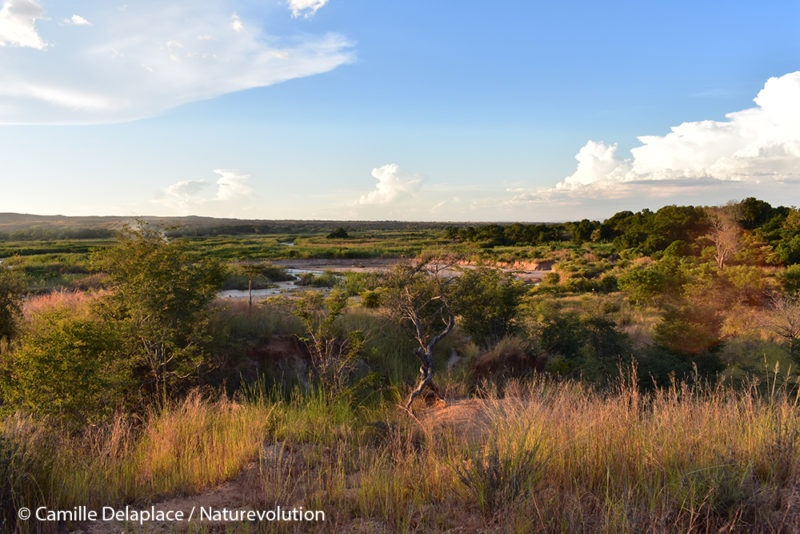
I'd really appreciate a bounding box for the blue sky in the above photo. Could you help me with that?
[0,0,799,221]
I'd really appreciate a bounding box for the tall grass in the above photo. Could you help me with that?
[22,289,102,317]
[1,392,276,533]
[3,375,800,532]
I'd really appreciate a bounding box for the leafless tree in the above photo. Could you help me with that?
[763,293,800,363]
[706,211,741,269]
[384,256,457,409]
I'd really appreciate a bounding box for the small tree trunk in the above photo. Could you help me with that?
[248,277,253,310]
[406,314,454,409]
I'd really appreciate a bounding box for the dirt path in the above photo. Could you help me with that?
[82,463,263,533]
[76,399,506,533]
[418,398,493,441]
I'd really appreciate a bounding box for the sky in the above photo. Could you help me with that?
[0,0,799,222]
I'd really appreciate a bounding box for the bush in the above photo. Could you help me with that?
[598,274,618,292]
[326,227,349,239]
[296,271,340,287]
[783,264,800,295]
[360,289,382,308]
[92,225,225,406]
[542,272,560,285]
[452,268,528,347]
[618,268,667,304]
[561,277,599,293]
[0,267,25,348]
[455,438,545,519]
[0,311,130,426]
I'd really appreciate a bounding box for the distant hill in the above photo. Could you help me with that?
[0,213,466,240]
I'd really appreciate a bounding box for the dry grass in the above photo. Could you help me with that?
[22,289,105,317]
[3,376,800,533]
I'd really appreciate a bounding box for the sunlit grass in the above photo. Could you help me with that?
[3,375,800,532]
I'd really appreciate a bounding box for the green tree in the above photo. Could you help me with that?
[93,224,225,406]
[293,289,364,398]
[736,197,774,230]
[452,267,527,347]
[326,227,349,239]
[0,267,25,351]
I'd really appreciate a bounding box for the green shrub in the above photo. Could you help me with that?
[451,268,528,346]
[360,289,382,308]
[296,271,341,287]
[92,224,225,406]
[0,268,25,348]
[0,311,130,426]
[783,264,800,295]
[542,272,560,285]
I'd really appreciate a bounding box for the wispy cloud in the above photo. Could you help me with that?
[287,0,329,18]
[0,0,354,124]
[512,71,800,206]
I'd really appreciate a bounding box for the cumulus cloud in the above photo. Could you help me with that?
[288,0,329,18]
[67,14,90,26]
[513,71,800,206]
[358,163,422,205]
[0,0,46,49]
[214,169,253,200]
[158,169,254,214]
[0,0,354,124]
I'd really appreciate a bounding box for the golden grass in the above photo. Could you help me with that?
[3,376,800,533]
[22,289,104,317]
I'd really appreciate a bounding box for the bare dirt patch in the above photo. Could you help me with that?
[271,258,398,273]
[83,464,263,533]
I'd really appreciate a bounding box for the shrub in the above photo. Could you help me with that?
[326,227,349,239]
[783,264,800,295]
[296,271,340,287]
[0,311,130,426]
[452,268,528,346]
[455,438,544,520]
[0,267,25,349]
[542,272,560,285]
[293,290,364,398]
[360,289,382,308]
[92,225,225,406]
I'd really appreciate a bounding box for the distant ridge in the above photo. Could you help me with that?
[0,213,478,239]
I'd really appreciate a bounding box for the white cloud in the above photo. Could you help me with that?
[162,179,209,211]
[214,169,253,200]
[513,71,800,206]
[0,0,354,124]
[288,0,329,18]
[158,169,254,214]
[68,14,90,26]
[0,0,46,49]
[358,163,422,205]
[230,12,243,33]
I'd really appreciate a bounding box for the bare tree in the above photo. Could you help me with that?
[706,211,741,269]
[763,294,800,363]
[240,262,265,310]
[384,256,456,409]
